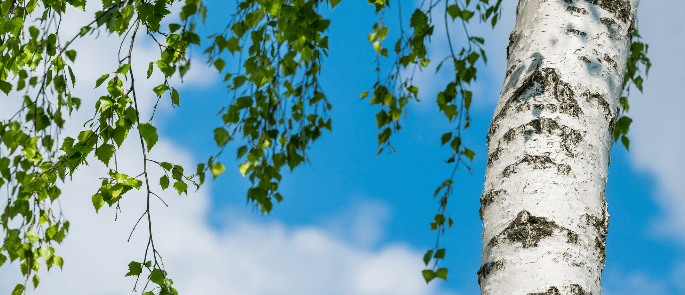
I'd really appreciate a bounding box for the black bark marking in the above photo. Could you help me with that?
[489,210,558,248]
[567,230,579,244]
[498,118,584,157]
[528,285,591,295]
[567,28,587,38]
[506,64,517,77]
[570,284,592,295]
[566,5,589,15]
[489,68,581,145]
[477,260,505,286]
[479,189,505,219]
[584,0,632,24]
[507,32,519,60]
[603,54,618,71]
[501,154,572,178]
[487,147,503,167]
[528,286,561,295]
[600,17,618,40]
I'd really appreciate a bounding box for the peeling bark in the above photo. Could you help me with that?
[479,0,639,293]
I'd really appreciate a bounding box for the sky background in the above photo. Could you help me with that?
[1,0,684,294]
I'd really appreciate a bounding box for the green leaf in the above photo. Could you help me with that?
[54,256,64,269]
[0,80,12,95]
[435,268,448,280]
[226,37,241,54]
[378,128,391,145]
[153,84,170,97]
[95,74,109,88]
[238,162,252,177]
[116,64,131,74]
[161,162,173,171]
[461,10,475,22]
[422,269,436,283]
[214,58,226,72]
[441,132,452,146]
[214,128,230,147]
[33,274,40,288]
[149,268,165,285]
[211,162,226,178]
[174,180,188,195]
[95,144,115,166]
[447,4,460,20]
[11,284,24,295]
[92,193,105,212]
[137,123,158,152]
[330,0,342,8]
[147,62,154,79]
[621,135,630,151]
[171,88,180,106]
[463,148,475,161]
[125,261,142,277]
[26,229,39,243]
[65,50,77,62]
[423,250,433,266]
[160,175,169,190]
[434,248,445,259]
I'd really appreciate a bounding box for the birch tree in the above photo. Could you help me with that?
[478,0,641,294]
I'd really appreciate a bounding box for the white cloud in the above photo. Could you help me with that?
[0,137,450,295]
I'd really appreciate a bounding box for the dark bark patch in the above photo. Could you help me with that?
[603,54,618,71]
[479,189,505,219]
[498,117,584,157]
[588,0,631,24]
[500,210,557,248]
[487,147,503,167]
[600,17,618,39]
[528,286,561,295]
[567,28,587,38]
[477,260,505,286]
[567,230,579,244]
[507,32,518,60]
[570,284,592,295]
[502,154,572,178]
[489,68,581,145]
[506,64,517,77]
[584,212,609,266]
[566,5,589,15]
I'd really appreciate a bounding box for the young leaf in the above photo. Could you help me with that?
[95,144,115,166]
[147,62,154,79]
[174,180,188,195]
[422,269,436,283]
[125,261,142,277]
[160,175,169,190]
[116,64,131,74]
[211,162,226,178]
[423,250,433,266]
[214,128,230,147]
[435,268,448,280]
[95,74,109,88]
[137,123,158,152]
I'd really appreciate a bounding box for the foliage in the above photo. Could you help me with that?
[0,0,649,294]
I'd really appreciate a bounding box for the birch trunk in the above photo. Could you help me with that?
[478,0,639,294]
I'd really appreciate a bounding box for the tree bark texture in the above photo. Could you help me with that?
[479,0,639,294]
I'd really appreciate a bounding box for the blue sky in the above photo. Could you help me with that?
[1,0,683,294]
[153,0,685,293]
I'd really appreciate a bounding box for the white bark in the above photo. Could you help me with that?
[479,0,639,294]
